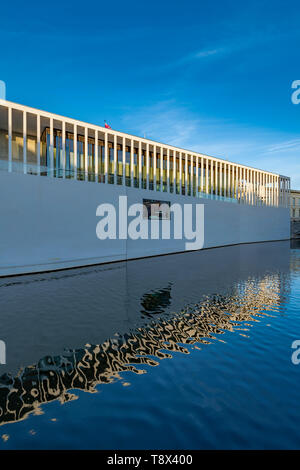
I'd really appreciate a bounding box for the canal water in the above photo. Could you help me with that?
[0,240,299,449]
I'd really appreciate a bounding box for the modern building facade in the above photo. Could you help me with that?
[290,189,300,219]
[0,99,290,206]
[0,99,291,276]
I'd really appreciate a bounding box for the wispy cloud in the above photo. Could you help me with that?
[120,100,300,186]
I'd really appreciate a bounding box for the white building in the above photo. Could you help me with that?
[0,99,291,277]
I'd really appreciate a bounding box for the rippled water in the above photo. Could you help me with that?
[0,240,299,449]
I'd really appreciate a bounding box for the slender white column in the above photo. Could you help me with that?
[8,107,12,172]
[173,152,176,193]
[139,141,142,188]
[130,139,134,187]
[190,155,193,196]
[35,114,40,176]
[104,132,108,184]
[167,148,170,193]
[179,152,182,194]
[160,147,164,192]
[114,134,117,185]
[184,154,187,195]
[84,127,88,181]
[122,137,126,186]
[219,162,223,197]
[224,163,227,198]
[153,146,157,190]
[95,130,98,182]
[253,170,256,205]
[196,156,199,197]
[49,117,54,177]
[23,111,27,174]
[209,159,213,195]
[215,160,218,196]
[200,156,204,193]
[73,124,77,180]
[146,143,149,190]
[205,158,209,194]
[62,120,66,179]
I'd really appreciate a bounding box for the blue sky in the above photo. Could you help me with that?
[1,0,300,185]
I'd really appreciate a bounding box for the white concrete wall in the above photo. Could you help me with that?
[0,171,290,276]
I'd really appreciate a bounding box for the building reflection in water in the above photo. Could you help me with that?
[0,270,289,427]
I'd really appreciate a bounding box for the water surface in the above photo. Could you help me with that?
[0,241,299,449]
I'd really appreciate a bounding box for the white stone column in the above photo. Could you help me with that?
[139,141,142,189]
[36,114,40,176]
[185,154,188,195]
[23,111,27,174]
[74,124,77,180]
[130,139,134,187]
[153,145,157,190]
[146,142,150,190]
[62,120,66,179]
[190,154,193,196]
[104,131,108,184]
[196,156,199,197]
[210,159,213,195]
[114,134,117,185]
[95,130,98,182]
[173,152,177,193]
[219,162,223,197]
[122,137,126,186]
[85,127,88,181]
[200,156,204,193]
[167,148,170,193]
[49,116,54,177]
[224,163,227,198]
[160,147,164,191]
[179,152,182,195]
[205,158,209,194]
[8,107,12,173]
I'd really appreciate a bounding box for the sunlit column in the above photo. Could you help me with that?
[215,160,218,196]
[74,124,77,179]
[146,142,150,190]
[200,156,204,193]
[185,153,188,195]
[23,111,27,174]
[219,162,223,197]
[160,147,164,192]
[172,152,175,193]
[190,155,193,196]
[196,156,199,197]
[114,134,117,185]
[62,120,66,179]
[104,132,108,183]
[130,139,134,187]
[224,163,227,198]
[205,158,209,194]
[179,152,182,195]
[153,145,157,190]
[95,130,98,182]
[210,159,213,195]
[122,137,126,186]
[85,127,88,181]
[49,117,54,177]
[8,107,12,173]
[139,141,142,188]
[35,114,40,176]
[167,148,170,193]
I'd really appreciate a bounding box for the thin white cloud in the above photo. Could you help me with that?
[120,100,300,186]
